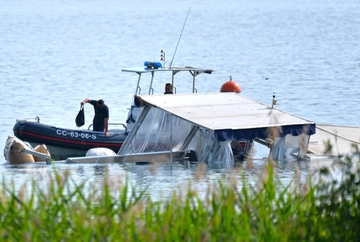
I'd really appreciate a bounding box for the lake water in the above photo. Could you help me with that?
[1,0,359,199]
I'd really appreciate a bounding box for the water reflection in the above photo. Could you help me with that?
[2,162,49,177]
[93,165,109,177]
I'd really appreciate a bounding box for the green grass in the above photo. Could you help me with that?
[0,145,359,241]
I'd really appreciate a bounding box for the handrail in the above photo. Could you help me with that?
[87,123,128,133]
[66,150,189,164]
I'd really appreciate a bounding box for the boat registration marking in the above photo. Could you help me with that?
[56,129,97,140]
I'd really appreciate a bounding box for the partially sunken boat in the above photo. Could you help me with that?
[66,92,316,165]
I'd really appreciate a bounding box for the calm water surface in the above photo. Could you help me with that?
[0,0,359,198]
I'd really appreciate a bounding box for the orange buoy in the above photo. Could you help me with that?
[220,76,241,93]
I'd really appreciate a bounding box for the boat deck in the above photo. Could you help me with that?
[308,124,360,155]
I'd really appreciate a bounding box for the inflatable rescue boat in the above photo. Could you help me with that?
[13,119,127,160]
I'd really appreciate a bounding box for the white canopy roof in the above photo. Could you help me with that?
[137,92,313,130]
[136,92,316,141]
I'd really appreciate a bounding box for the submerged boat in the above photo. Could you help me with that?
[66,92,316,165]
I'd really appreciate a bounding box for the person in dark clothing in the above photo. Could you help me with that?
[164,83,173,94]
[81,98,109,136]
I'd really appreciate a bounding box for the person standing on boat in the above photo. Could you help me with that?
[81,99,109,136]
[164,83,173,94]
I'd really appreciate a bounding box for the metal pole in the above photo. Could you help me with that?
[170,114,173,169]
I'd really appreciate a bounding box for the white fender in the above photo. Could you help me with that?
[86,148,116,157]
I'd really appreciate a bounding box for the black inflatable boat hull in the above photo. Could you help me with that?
[13,120,127,160]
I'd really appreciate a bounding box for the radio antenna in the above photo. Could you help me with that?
[169,7,191,68]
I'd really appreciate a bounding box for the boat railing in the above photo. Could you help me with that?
[121,65,214,96]
[87,123,128,134]
[16,116,41,123]
[66,149,191,164]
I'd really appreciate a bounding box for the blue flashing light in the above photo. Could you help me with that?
[144,61,162,69]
